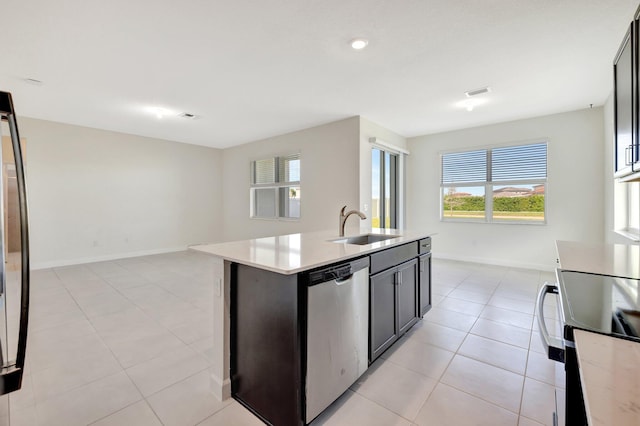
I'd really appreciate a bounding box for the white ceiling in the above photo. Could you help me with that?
[0,0,637,149]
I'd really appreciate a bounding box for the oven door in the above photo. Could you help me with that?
[536,282,588,426]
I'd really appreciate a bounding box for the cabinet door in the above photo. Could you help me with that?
[614,21,637,176]
[419,254,432,317]
[397,259,419,335]
[370,268,397,362]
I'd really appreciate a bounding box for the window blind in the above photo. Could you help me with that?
[491,143,547,181]
[252,158,275,184]
[441,149,487,184]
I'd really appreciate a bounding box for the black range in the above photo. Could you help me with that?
[537,270,640,425]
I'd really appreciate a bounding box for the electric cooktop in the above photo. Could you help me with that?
[556,270,640,341]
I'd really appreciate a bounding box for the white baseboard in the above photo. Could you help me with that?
[31,246,189,270]
[432,252,555,272]
[209,373,231,401]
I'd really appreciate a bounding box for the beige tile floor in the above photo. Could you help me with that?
[7,253,565,425]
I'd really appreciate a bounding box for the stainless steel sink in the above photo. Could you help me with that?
[330,234,399,245]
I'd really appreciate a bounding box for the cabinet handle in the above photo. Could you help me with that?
[626,145,634,166]
[419,260,425,272]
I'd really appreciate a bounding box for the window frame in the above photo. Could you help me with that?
[440,141,548,225]
[250,154,301,220]
[372,147,399,229]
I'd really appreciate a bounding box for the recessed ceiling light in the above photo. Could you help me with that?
[351,38,368,50]
[179,112,200,120]
[144,106,195,119]
[465,86,491,97]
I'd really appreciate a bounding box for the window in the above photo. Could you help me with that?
[372,148,398,228]
[441,142,547,223]
[250,154,300,219]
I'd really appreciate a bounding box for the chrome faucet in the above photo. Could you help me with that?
[339,205,366,237]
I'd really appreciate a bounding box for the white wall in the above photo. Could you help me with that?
[22,118,223,268]
[407,108,605,270]
[221,117,361,241]
[21,109,609,270]
[358,117,407,228]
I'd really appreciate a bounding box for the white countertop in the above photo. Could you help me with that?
[190,229,433,274]
[556,240,640,280]
[574,330,640,426]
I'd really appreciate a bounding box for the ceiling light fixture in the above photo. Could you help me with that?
[465,86,491,97]
[351,38,368,50]
[179,112,200,120]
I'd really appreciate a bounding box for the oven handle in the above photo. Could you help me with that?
[535,283,565,363]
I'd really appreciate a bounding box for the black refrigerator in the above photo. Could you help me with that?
[0,91,30,425]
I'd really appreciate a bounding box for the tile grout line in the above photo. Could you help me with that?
[432,268,533,418]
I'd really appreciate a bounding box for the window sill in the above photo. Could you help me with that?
[250,216,300,222]
[440,218,546,225]
[614,229,640,242]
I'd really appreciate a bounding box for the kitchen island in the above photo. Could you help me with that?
[191,228,432,425]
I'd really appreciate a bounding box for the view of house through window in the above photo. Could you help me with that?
[441,142,547,223]
[250,154,300,219]
[372,148,398,228]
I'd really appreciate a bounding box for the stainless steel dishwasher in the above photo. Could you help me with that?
[305,257,369,423]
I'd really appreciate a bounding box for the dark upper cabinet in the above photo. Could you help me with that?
[614,20,638,179]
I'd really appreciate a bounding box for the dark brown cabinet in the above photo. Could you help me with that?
[417,237,432,317]
[369,259,419,362]
[370,258,418,361]
[418,253,432,317]
[369,240,424,363]
[397,260,419,334]
[231,262,303,426]
[370,266,399,361]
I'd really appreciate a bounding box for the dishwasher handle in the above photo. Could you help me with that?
[535,283,565,363]
[308,257,369,286]
[335,275,353,285]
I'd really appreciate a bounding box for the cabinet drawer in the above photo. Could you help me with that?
[370,242,418,275]
[418,237,431,254]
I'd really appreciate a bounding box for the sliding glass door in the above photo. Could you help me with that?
[372,148,398,228]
